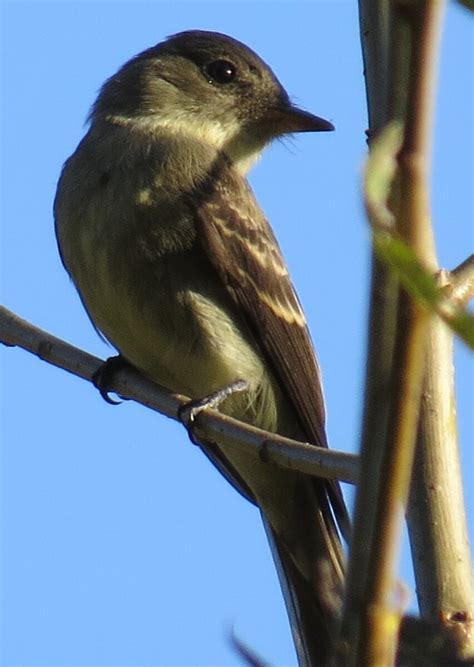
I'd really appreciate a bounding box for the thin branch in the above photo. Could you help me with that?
[358,1,390,129]
[357,2,445,662]
[407,267,474,659]
[0,305,359,485]
[408,320,474,653]
[337,4,401,660]
[342,1,473,659]
[448,254,474,305]
[339,2,447,665]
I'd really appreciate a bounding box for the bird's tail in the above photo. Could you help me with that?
[261,507,344,667]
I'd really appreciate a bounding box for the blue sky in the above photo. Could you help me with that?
[1,2,472,666]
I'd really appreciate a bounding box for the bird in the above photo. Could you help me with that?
[54,30,347,666]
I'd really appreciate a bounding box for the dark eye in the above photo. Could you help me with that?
[204,59,237,84]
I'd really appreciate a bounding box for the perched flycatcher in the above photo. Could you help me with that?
[55,31,347,666]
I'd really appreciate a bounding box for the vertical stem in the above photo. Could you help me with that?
[358,293,430,665]
[338,2,447,664]
[408,309,474,657]
[337,5,399,661]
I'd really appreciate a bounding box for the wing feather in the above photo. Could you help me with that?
[190,158,349,537]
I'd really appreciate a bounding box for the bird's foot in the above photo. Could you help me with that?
[92,354,131,405]
[178,379,249,445]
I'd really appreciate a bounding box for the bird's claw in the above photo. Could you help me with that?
[178,379,249,444]
[92,355,130,405]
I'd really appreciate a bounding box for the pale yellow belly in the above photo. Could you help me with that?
[76,246,281,435]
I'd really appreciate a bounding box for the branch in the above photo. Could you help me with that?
[359,20,474,661]
[407,266,474,660]
[337,4,402,658]
[340,2,449,665]
[0,305,359,485]
[448,254,474,305]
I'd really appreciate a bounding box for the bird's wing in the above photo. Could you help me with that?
[189,157,349,665]
[194,159,326,445]
[191,157,348,535]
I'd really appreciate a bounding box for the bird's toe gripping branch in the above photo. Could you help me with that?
[92,354,131,405]
[177,379,249,446]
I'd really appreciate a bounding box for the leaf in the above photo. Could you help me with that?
[363,121,474,349]
[364,120,404,231]
[373,233,474,349]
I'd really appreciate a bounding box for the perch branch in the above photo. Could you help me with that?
[0,305,358,485]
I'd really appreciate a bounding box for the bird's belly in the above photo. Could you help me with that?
[77,251,280,433]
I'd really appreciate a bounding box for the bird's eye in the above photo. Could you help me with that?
[204,60,237,84]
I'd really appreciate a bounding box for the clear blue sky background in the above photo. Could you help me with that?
[1,2,472,666]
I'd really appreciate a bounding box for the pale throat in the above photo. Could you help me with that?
[105,109,268,175]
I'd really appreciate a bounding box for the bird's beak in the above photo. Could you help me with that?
[267,104,334,135]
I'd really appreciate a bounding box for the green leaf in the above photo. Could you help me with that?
[373,233,474,348]
[364,120,404,231]
[363,121,474,348]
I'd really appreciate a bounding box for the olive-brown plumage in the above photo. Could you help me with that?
[55,30,346,666]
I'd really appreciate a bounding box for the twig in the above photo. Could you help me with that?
[0,305,359,485]
[337,6,401,661]
[363,133,474,651]
[358,2,445,663]
[407,264,474,658]
[339,2,447,665]
[449,254,474,305]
